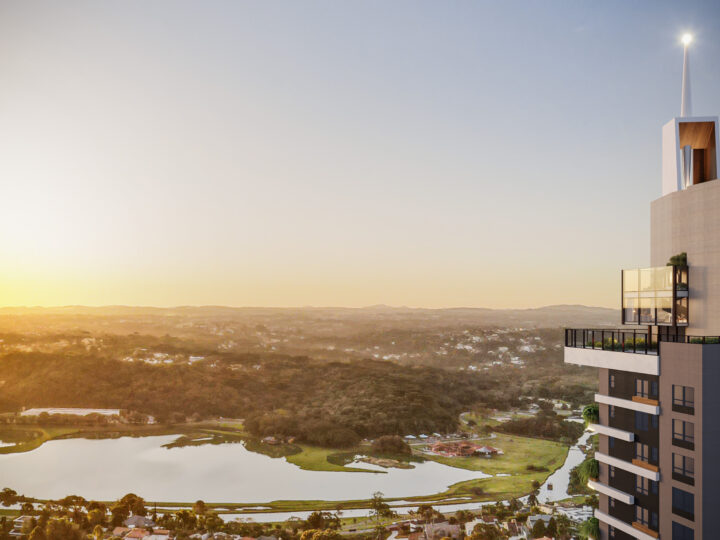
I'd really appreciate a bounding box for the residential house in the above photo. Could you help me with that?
[125,515,157,529]
[10,516,34,538]
[423,521,462,540]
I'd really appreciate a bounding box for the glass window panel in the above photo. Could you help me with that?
[676,297,688,324]
[654,266,673,290]
[657,296,673,324]
[640,268,654,292]
[624,269,639,292]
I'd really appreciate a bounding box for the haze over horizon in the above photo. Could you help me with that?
[3,0,720,309]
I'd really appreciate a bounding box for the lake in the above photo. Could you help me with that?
[0,429,590,515]
[0,435,489,502]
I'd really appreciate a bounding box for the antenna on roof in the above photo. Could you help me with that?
[681,33,693,117]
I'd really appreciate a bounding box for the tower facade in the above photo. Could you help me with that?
[565,43,720,540]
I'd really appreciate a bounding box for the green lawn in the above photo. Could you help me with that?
[285,445,372,473]
[424,433,567,475]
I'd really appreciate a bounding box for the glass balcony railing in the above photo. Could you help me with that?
[622,265,688,326]
[565,329,720,356]
[565,328,658,355]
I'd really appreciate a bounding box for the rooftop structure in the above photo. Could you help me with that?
[565,36,720,540]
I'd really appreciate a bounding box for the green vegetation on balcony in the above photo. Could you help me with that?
[667,252,687,266]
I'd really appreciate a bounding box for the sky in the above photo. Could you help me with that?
[2,0,720,309]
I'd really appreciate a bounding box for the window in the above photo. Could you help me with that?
[636,378,656,398]
[636,506,650,527]
[635,411,658,430]
[673,385,695,409]
[636,476,649,495]
[672,522,694,540]
[610,373,616,389]
[673,454,695,482]
[635,443,658,465]
[673,419,695,445]
[609,437,615,449]
[610,405,616,418]
[609,465,616,478]
[672,487,695,520]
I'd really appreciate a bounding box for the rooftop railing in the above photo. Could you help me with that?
[660,335,720,344]
[565,328,658,355]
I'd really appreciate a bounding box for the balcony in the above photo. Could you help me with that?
[596,452,660,481]
[595,393,660,415]
[588,423,634,442]
[595,510,658,540]
[564,329,660,375]
[622,265,688,326]
[588,479,634,504]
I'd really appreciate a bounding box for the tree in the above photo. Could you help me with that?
[120,494,146,516]
[369,492,395,540]
[311,531,342,540]
[371,436,411,455]
[300,529,319,540]
[545,517,557,538]
[527,491,538,507]
[93,525,104,540]
[454,510,473,524]
[305,512,326,530]
[531,519,546,539]
[578,517,599,540]
[531,480,541,490]
[0,489,18,507]
[46,518,82,540]
[192,501,207,516]
[28,526,46,540]
[582,404,599,425]
[470,523,501,540]
[555,514,572,540]
[87,509,105,528]
[110,503,130,527]
[204,514,222,533]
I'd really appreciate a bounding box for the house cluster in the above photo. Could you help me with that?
[112,516,170,540]
[261,435,296,445]
[403,433,443,442]
[429,441,502,458]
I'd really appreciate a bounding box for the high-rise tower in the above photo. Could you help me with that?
[565,37,720,540]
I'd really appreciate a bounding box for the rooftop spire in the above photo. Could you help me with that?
[681,33,693,117]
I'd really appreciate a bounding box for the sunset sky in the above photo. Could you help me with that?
[2,1,720,309]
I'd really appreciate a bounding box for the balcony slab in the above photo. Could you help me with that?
[595,394,660,415]
[564,347,659,375]
[588,479,634,505]
[595,510,657,540]
[596,452,660,481]
[588,423,634,442]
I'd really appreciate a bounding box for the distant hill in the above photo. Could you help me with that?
[0,303,618,329]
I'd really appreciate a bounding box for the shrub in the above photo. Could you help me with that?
[371,435,411,455]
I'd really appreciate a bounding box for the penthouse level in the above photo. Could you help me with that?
[564,37,720,540]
